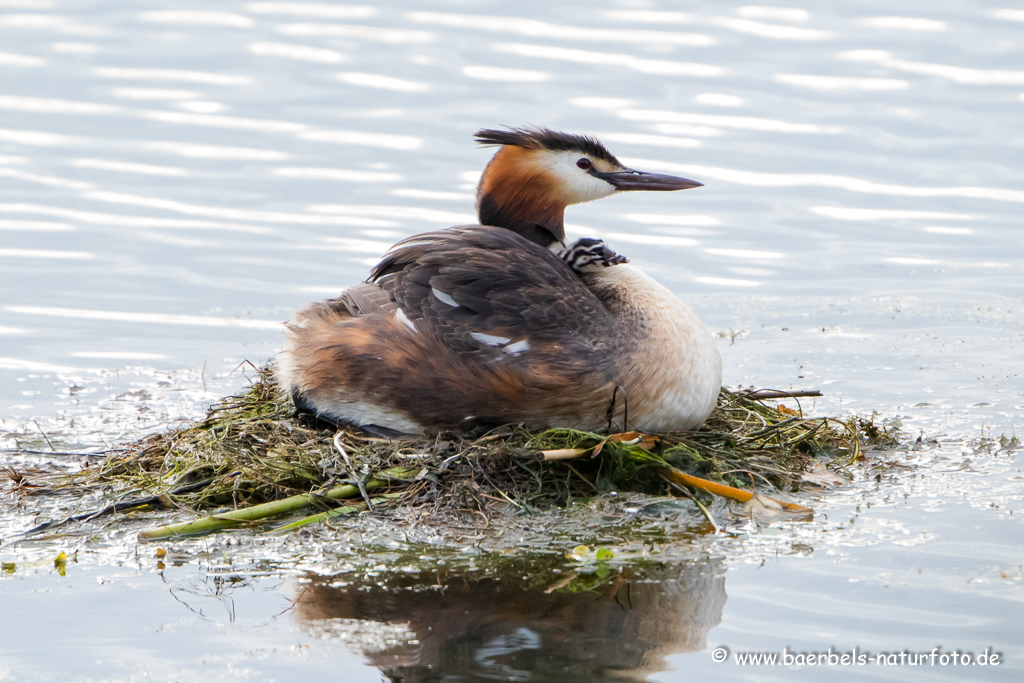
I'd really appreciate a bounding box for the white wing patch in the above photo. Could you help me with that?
[470,332,530,356]
[394,307,417,333]
[431,287,459,307]
[503,340,530,355]
[470,331,512,346]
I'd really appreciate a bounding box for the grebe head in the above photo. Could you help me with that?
[559,237,629,273]
[475,126,702,248]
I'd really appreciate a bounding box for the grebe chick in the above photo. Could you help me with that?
[276,128,720,436]
[559,237,629,271]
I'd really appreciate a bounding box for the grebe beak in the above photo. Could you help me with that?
[595,168,703,192]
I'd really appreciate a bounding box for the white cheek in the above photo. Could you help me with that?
[540,151,617,205]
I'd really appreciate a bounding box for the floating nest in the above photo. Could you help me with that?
[33,366,897,540]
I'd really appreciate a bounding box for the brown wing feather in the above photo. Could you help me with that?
[281,225,635,432]
[371,226,615,357]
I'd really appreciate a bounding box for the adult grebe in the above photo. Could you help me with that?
[275,127,722,435]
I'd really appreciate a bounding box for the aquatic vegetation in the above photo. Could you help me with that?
[17,366,897,540]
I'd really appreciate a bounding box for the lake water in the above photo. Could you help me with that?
[1,0,1022,681]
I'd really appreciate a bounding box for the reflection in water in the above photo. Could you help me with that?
[294,559,726,682]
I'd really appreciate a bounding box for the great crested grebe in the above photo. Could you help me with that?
[275,127,722,435]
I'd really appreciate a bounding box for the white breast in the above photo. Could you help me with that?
[587,264,722,432]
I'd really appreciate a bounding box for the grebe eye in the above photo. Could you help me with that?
[576,158,592,170]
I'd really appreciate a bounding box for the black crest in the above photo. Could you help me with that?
[475,126,620,166]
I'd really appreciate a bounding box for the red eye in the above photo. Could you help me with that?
[576,158,592,170]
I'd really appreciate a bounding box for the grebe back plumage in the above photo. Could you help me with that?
[275,128,721,435]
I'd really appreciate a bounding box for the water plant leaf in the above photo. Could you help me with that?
[801,461,845,487]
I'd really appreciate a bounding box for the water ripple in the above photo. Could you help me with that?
[336,72,430,92]
[72,159,188,177]
[0,128,80,145]
[0,168,91,190]
[603,10,827,39]
[600,132,701,148]
[138,11,255,28]
[94,67,253,85]
[140,110,307,132]
[0,202,275,233]
[246,3,377,20]
[736,7,810,22]
[629,159,1024,203]
[297,130,423,150]
[621,109,836,133]
[5,306,281,329]
[859,16,947,32]
[0,95,122,114]
[461,65,550,82]
[0,248,91,259]
[841,50,1024,85]
[111,87,199,100]
[811,207,977,221]
[709,17,830,40]
[0,13,100,34]
[775,74,909,91]
[145,141,287,160]
[308,204,474,224]
[0,51,46,66]
[493,43,724,77]
[84,191,398,227]
[0,218,72,231]
[408,12,716,46]
[994,9,1024,22]
[274,167,402,182]
[248,41,346,63]
[277,23,434,43]
[622,213,719,226]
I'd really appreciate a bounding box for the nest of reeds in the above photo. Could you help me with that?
[52,366,896,540]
